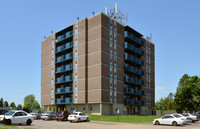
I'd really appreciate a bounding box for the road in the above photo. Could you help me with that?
[2,120,200,129]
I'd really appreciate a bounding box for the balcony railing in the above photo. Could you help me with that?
[124,31,144,46]
[124,42,144,56]
[56,53,73,63]
[124,76,144,86]
[124,65,144,76]
[55,75,73,84]
[137,100,144,106]
[124,87,144,96]
[56,64,73,74]
[124,53,144,66]
[56,31,73,43]
[56,42,73,53]
[124,53,135,62]
[124,98,144,106]
[55,97,72,104]
[55,87,73,94]
[124,98,137,106]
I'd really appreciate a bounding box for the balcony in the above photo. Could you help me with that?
[56,42,73,53]
[124,76,136,85]
[55,97,72,104]
[56,31,73,43]
[56,64,73,74]
[124,53,144,66]
[124,42,144,56]
[137,79,144,86]
[56,53,73,64]
[124,53,135,63]
[124,98,137,106]
[124,98,144,106]
[124,87,144,96]
[124,31,144,46]
[124,76,144,86]
[136,58,144,66]
[136,90,144,96]
[55,87,73,94]
[137,100,144,106]
[124,65,144,76]
[55,75,73,84]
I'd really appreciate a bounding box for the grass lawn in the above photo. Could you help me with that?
[87,115,162,123]
[0,124,18,128]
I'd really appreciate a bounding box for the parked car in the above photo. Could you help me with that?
[195,112,200,120]
[68,112,89,122]
[172,113,191,123]
[153,114,186,126]
[29,110,41,119]
[41,111,56,120]
[182,113,198,123]
[16,107,32,113]
[56,110,69,121]
[0,110,33,125]
[0,109,8,115]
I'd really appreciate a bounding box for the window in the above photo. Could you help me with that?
[146,74,148,81]
[146,56,148,63]
[149,75,151,82]
[149,57,151,64]
[149,47,151,55]
[146,46,148,53]
[146,65,148,72]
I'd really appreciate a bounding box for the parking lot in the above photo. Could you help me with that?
[14,120,200,129]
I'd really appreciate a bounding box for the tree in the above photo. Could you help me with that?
[0,98,3,107]
[10,102,16,108]
[166,93,174,110]
[178,74,190,88]
[4,101,9,107]
[17,104,22,108]
[174,74,200,112]
[24,94,35,105]
[32,101,40,110]
[23,94,40,110]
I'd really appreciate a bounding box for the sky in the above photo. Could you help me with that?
[0,0,200,106]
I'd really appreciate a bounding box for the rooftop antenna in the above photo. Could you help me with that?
[105,3,128,24]
[147,33,152,42]
[92,11,95,16]
[146,33,152,45]
[77,17,79,21]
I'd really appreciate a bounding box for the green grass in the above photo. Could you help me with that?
[87,115,162,123]
[0,124,18,128]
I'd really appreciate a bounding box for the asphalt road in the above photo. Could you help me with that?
[2,120,200,129]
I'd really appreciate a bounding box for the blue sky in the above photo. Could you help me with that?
[0,0,200,106]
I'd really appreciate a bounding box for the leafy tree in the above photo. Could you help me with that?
[0,98,3,107]
[24,94,35,105]
[4,101,9,107]
[174,74,200,112]
[178,74,190,88]
[17,104,22,108]
[166,93,174,110]
[32,100,40,110]
[10,102,16,108]
[23,94,40,110]
[24,102,32,109]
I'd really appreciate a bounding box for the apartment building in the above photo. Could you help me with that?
[41,12,155,115]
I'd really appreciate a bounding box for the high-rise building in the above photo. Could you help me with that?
[41,12,155,115]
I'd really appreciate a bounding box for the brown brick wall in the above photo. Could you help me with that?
[41,34,55,106]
